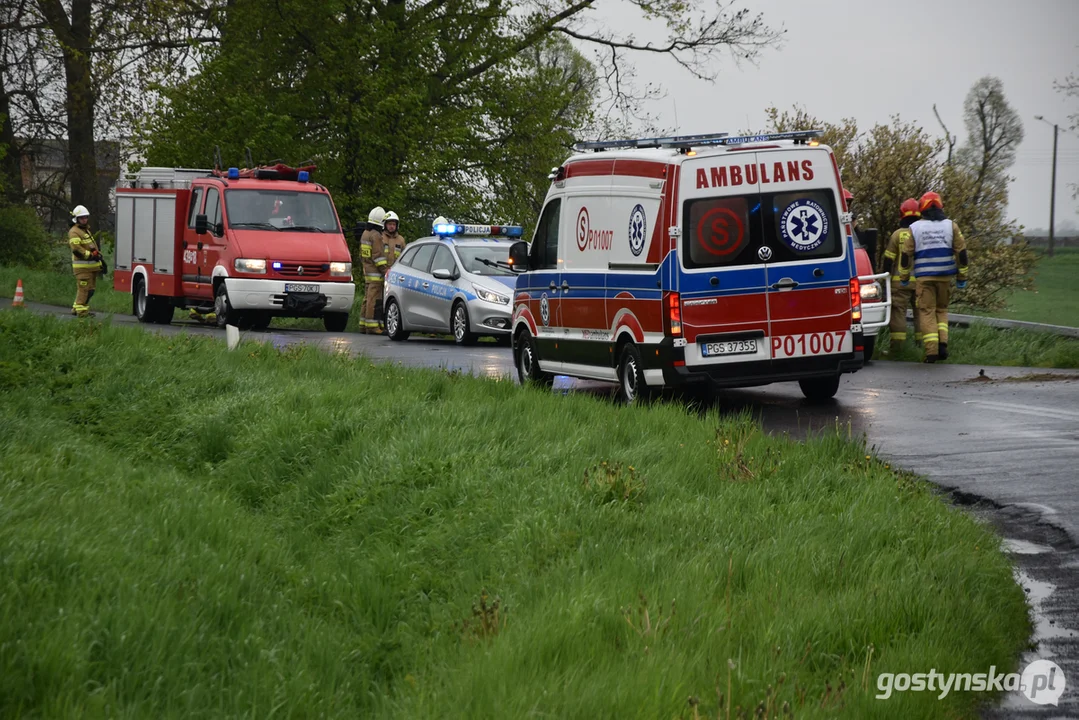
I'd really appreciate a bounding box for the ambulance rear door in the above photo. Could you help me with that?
[759,147,853,362]
[677,152,770,369]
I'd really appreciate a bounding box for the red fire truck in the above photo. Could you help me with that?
[112,164,355,331]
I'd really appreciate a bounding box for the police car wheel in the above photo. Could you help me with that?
[798,375,841,402]
[617,344,651,405]
[516,331,552,387]
[385,299,409,341]
[452,301,477,346]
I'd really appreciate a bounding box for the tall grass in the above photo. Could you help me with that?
[0,311,1030,718]
[877,324,1079,368]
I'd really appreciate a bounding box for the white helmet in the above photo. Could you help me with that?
[367,206,386,227]
[383,211,400,227]
[432,215,449,233]
[71,205,90,222]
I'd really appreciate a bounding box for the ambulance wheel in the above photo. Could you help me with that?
[452,301,477,346]
[617,343,652,405]
[385,299,410,341]
[862,336,876,363]
[323,312,348,332]
[515,330,553,387]
[799,375,841,402]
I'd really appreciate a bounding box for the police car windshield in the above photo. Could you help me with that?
[455,245,513,276]
[225,190,340,232]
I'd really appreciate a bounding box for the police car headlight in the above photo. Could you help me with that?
[473,283,510,305]
[234,258,267,274]
[330,262,352,277]
[860,281,882,301]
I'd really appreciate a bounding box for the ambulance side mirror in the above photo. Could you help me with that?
[194,214,208,235]
[508,241,529,271]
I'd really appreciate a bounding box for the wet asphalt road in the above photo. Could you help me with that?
[13,301,1079,716]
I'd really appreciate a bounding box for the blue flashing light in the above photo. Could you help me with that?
[297,170,309,183]
[227,167,240,179]
[434,223,458,236]
[503,226,524,238]
[272,261,282,270]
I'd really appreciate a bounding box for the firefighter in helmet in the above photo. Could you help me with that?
[68,205,104,318]
[359,206,386,333]
[378,211,406,331]
[898,192,970,363]
[882,198,922,354]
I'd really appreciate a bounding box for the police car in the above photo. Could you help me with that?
[383,221,523,344]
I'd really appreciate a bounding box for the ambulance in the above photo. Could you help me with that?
[112,164,355,331]
[508,130,889,402]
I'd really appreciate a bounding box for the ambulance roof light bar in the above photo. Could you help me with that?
[573,132,730,152]
[573,129,823,152]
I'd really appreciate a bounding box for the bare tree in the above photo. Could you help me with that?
[955,76,1023,217]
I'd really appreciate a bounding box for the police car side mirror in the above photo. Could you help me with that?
[432,268,455,281]
[195,214,208,235]
[508,241,529,271]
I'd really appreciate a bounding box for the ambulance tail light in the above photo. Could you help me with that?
[668,292,682,337]
[850,278,862,322]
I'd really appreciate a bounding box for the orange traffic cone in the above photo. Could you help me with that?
[12,279,25,307]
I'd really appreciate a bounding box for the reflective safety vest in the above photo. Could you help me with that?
[909,218,956,278]
[68,225,102,271]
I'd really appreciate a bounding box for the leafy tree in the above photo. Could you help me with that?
[764,77,1035,312]
[141,0,781,238]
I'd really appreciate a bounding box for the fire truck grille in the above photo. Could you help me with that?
[274,263,329,278]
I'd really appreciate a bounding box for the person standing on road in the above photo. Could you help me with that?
[359,206,386,334]
[898,192,970,363]
[882,198,922,354]
[68,205,104,318]
[377,211,405,333]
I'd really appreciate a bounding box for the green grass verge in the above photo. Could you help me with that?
[973,247,1079,328]
[874,323,1079,368]
[0,311,1030,718]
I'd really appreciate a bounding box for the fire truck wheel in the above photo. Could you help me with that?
[515,330,553,387]
[251,311,272,331]
[134,276,173,325]
[451,301,478,346]
[323,312,348,332]
[617,343,652,405]
[385,299,410,341]
[798,375,841,402]
[214,283,236,329]
[862,336,876,363]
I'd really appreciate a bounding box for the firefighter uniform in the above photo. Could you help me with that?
[881,198,923,352]
[359,206,386,333]
[374,211,404,331]
[898,193,969,362]
[68,207,102,317]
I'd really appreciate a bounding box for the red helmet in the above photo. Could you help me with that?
[919,191,943,211]
[900,198,921,219]
[842,188,854,202]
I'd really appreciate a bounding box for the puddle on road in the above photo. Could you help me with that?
[1003,538,1056,555]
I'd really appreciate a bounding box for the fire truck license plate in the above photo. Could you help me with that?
[771,331,852,359]
[701,339,758,357]
[285,283,320,293]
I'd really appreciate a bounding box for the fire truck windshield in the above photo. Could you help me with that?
[225,189,340,232]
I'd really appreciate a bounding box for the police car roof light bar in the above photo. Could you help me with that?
[573,132,730,152]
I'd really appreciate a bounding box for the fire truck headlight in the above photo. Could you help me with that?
[330,262,352,277]
[234,258,267,274]
[860,281,882,301]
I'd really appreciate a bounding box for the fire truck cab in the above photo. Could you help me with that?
[509,130,869,402]
[112,164,355,331]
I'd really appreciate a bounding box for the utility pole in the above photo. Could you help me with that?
[1035,116,1060,258]
[1049,122,1058,258]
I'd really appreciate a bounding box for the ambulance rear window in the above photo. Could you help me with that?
[683,196,759,269]
[767,190,841,262]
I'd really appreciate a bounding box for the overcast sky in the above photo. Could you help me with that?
[591,0,1079,232]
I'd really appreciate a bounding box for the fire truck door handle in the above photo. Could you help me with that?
[549,281,557,291]
[182,241,188,249]
[771,278,799,290]
[560,281,570,292]
[197,242,204,250]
